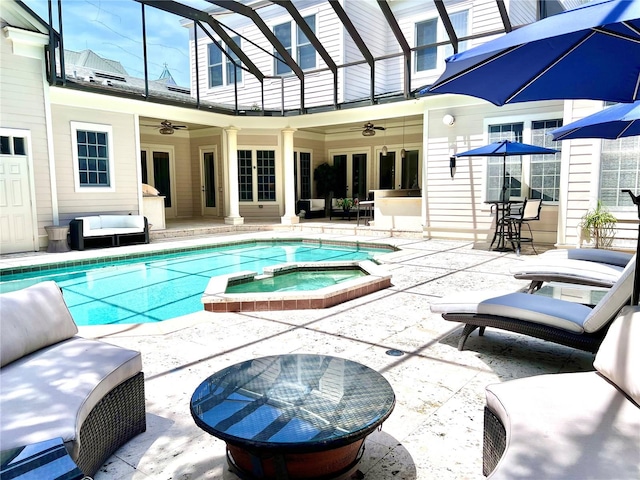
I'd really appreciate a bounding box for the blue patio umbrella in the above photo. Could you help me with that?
[455,140,558,202]
[551,100,640,140]
[423,0,640,105]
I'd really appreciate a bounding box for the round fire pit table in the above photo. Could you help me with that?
[190,354,395,480]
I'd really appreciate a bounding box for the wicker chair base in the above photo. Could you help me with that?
[483,407,506,477]
[442,313,610,353]
[74,372,147,477]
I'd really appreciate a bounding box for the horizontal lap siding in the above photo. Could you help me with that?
[424,102,562,243]
[0,34,52,242]
[51,104,139,224]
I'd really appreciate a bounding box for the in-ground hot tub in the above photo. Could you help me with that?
[202,260,391,312]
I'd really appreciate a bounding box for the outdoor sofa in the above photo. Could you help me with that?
[483,305,640,479]
[0,281,146,477]
[430,255,635,353]
[69,214,149,250]
[296,199,326,219]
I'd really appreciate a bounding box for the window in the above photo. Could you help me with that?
[226,37,242,84]
[300,152,311,199]
[0,135,26,155]
[600,136,640,208]
[416,10,469,72]
[238,150,253,201]
[530,120,562,201]
[237,149,277,202]
[274,15,316,75]
[487,123,523,201]
[416,19,437,71]
[208,43,222,88]
[71,122,114,191]
[209,36,242,88]
[257,150,276,201]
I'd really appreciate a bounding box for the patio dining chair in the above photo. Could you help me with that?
[506,198,542,255]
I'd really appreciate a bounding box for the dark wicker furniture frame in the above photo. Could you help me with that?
[483,407,506,476]
[74,372,146,476]
[69,217,150,251]
[442,313,612,353]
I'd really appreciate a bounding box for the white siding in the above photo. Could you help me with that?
[0,28,51,247]
[51,105,140,223]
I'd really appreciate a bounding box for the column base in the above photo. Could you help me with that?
[225,216,244,225]
[280,215,300,225]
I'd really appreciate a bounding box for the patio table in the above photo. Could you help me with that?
[190,354,395,480]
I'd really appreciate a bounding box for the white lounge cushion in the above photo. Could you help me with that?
[0,282,78,367]
[594,305,640,404]
[510,258,624,288]
[0,336,142,451]
[486,371,640,479]
[310,199,325,210]
[87,227,143,237]
[582,255,635,332]
[430,290,592,333]
[538,248,632,267]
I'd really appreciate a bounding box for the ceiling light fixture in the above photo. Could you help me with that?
[159,126,174,135]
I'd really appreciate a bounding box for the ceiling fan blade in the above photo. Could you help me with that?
[373,126,386,130]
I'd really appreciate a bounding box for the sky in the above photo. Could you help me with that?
[23,0,208,87]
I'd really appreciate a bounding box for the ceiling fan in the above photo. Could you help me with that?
[360,122,385,137]
[142,120,187,135]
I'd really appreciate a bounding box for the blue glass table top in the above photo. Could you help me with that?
[190,354,395,453]
[0,437,84,480]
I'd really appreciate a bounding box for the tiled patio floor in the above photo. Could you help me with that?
[1,228,595,480]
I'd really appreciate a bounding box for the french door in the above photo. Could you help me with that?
[201,148,219,216]
[141,146,176,218]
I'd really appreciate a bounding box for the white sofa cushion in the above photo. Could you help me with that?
[0,282,78,367]
[99,215,145,229]
[309,199,325,210]
[486,371,640,479]
[0,336,142,451]
[594,305,640,404]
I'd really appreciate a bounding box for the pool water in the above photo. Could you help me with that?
[226,269,365,294]
[0,241,386,326]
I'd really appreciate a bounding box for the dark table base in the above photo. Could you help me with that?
[227,438,365,480]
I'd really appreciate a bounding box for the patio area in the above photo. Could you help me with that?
[0,227,595,479]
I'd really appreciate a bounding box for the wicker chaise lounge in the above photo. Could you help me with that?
[430,255,635,353]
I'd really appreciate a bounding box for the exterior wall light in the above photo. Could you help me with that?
[449,156,457,179]
[443,114,455,126]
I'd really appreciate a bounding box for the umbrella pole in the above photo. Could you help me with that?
[623,190,640,306]
[502,155,508,203]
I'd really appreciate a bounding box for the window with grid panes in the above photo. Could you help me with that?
[226,36,242,84]
[487,123,523,201]
[257,150,276,201]
[208,42,222,88]
[300,152,311,199]
[238,150,253,201]
[274,15,316,75]
[600,135,640,208]
[75,129,110,187]
[530,120,562,201]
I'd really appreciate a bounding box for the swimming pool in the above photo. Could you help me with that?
[0,240,391,326]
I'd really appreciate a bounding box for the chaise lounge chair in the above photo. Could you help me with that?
[510,248,633,291]
[430,255,635,353]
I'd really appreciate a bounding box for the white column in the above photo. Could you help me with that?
[281,128,299,225]
[224,127,244,225]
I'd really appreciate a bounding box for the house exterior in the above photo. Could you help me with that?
[0,0,638,255]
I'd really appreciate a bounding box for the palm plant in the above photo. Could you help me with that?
[580,201,617,249]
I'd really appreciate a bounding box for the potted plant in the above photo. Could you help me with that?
[580,200,617,249]
[336,198,354,211]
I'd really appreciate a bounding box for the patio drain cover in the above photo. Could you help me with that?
[385,349,404,356]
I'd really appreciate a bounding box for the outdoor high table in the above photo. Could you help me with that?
[485,200,518,252]
[190,354,395,480]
